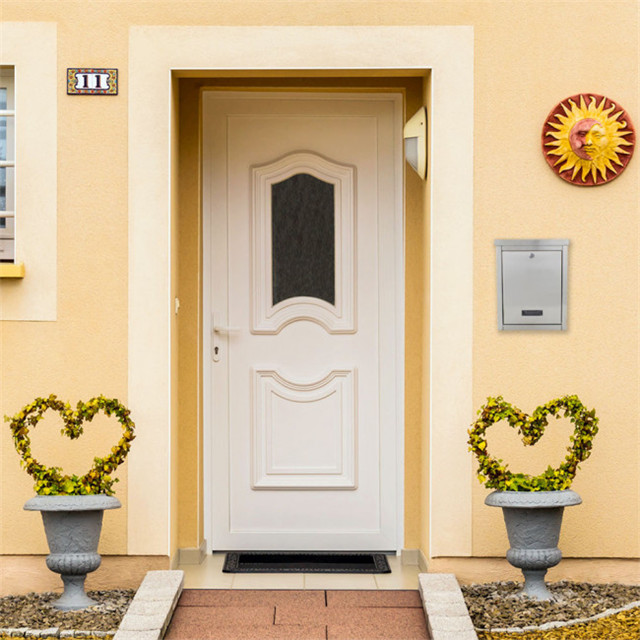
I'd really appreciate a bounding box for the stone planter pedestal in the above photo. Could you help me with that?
[485,490,581,600]
[24,494,120,610]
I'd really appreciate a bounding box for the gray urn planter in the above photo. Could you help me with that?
[485,489,581,600]
[24,494,121,610]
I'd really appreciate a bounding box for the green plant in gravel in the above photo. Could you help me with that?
[468,395,598,491]
[5,395,135,496]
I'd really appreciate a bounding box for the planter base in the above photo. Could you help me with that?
[519,569,552,600]
[54,576,98,610]
[506,546,562,599]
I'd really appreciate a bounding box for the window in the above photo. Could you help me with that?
[0,68,15,263]
[0,23,56,313]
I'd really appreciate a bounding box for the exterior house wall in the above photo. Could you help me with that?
[0,1,638,590]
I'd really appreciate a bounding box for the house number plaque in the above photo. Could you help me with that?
[67,68,118,95]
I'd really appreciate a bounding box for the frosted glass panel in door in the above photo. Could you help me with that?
[271,173,335,306]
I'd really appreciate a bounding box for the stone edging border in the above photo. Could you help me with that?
[0,571,183,640]
[419,573,479,640]
[112,570,183,640]
[483,599,640,634]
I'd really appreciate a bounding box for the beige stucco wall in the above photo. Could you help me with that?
[469,3,639,559]
[0,15,130,555]
[0,1,638,570]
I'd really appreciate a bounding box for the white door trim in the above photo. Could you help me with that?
[128,26,473,558]
[202,91,405,551]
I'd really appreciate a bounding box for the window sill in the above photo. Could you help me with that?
[0,262,25,278]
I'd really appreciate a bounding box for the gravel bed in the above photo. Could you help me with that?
[0,590,135,633]
[462,581,640,630]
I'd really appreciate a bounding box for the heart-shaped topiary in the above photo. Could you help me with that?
[6,394,135,496]
[468,395,599,491]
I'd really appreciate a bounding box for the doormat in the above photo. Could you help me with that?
[222,552,391,574]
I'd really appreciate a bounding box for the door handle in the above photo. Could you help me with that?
[213,324,240,333]
[212,314,240,362]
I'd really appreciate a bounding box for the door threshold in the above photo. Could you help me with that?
[179,553,420,590]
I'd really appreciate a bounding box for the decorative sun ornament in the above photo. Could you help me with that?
[542,94,635,186]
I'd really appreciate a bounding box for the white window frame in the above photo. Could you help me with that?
[0,68,16,257]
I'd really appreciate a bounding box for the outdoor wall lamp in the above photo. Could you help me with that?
[403,107,428,179]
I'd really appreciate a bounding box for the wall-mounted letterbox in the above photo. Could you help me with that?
[495,239,568,331]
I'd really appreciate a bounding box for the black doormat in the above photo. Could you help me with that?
[222,551,391,574]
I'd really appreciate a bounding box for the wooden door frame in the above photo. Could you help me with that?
[201,90,405,552]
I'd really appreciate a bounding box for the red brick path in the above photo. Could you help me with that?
[165,589,430,640]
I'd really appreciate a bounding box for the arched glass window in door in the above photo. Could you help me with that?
[252,152,355,334]
[271,173,335,306]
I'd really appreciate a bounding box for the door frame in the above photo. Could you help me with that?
[201,90,405,552]
[128,26,473,560]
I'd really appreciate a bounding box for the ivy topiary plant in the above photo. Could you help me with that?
[468,395,599,600]
[467,395,599,492]
[6,394,135,496]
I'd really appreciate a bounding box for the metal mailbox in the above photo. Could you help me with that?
[495,239,568,331]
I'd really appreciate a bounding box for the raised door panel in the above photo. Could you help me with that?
[252,368,357,489]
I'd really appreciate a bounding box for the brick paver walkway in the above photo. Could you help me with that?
[165,589,430,640]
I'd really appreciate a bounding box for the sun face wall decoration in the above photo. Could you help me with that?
[542,94,635,186]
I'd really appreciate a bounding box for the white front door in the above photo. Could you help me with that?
[203,91,403,551]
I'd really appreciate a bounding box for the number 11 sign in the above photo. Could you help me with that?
[67,68,118,95]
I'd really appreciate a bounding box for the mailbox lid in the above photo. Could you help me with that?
[502,249,563,325]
